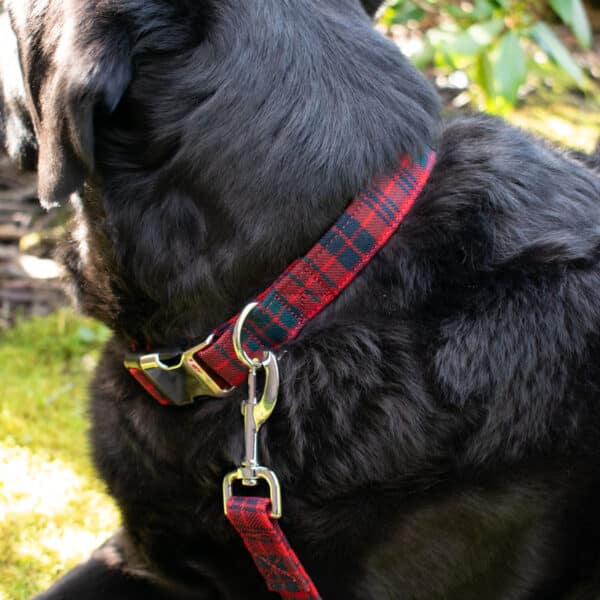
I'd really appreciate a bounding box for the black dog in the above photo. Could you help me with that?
[4,1,600,598]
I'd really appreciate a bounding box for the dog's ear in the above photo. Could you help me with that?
[7,1,131,207]
[360,0,386,17]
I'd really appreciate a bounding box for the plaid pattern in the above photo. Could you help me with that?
[227,497,321,599]
[196,149,436,387]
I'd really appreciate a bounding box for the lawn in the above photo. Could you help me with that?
[0,311,118,599]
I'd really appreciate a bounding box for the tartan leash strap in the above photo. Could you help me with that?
[126,148,436,406]
[226,497,321,599]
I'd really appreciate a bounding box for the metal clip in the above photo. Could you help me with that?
[124,333,235,405]
[223,303,282,518]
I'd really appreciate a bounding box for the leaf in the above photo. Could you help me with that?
[530,22,585,86]
[549,0,592,48]
[493,31,527,104]
[476,52,496,100]
[473,0,497,19]
[549,0,574,24]
[431,18,505,58]
[468,18,506,46]
[571,0,592,48]
[446,30,486,57]
[381,0,425,25]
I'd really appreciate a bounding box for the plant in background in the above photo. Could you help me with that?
[379,0,593,112]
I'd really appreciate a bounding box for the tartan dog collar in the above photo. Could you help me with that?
[125,149,436,406]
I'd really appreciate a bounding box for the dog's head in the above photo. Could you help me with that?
[2,0,389,208]
[1,0,438,338]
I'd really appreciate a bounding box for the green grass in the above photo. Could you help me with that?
[0,311,119,599]
[502,60,600,153]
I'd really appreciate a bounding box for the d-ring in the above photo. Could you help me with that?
[233,302,267,368]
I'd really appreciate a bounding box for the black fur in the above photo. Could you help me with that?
[3,0,600,598]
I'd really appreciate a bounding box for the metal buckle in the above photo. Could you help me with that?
[124,334,235,405]
[223,303,282,518]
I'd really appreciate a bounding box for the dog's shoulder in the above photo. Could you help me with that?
[377,114,600,462]
[411,114,600,271]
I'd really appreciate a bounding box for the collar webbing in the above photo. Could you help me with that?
[127,149,436,404]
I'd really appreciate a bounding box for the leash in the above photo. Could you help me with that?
[124,149,437,598]
[224,309,320,598]
[226,497,320,599]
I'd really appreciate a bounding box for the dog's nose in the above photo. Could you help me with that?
[0,12,38,172]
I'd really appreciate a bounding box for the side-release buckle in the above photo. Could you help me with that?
[124,334,235,405]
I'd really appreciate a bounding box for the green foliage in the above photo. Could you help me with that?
[380,0,593,111]
[0,310,118,599]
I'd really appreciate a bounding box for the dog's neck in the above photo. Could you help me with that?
[77,1,440,346]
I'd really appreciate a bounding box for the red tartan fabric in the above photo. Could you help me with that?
[128,368,171,406]
[195,149,436,389]
[226,497,321,599]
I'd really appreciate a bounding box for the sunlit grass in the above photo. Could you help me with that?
[0,311,119,599]
[508,99,600,152]
[505,60,600,153]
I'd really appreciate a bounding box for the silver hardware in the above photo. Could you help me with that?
[181,334,235,397]
[223,304,282,518]
[232,302,262,368]
[124,333,235,404]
